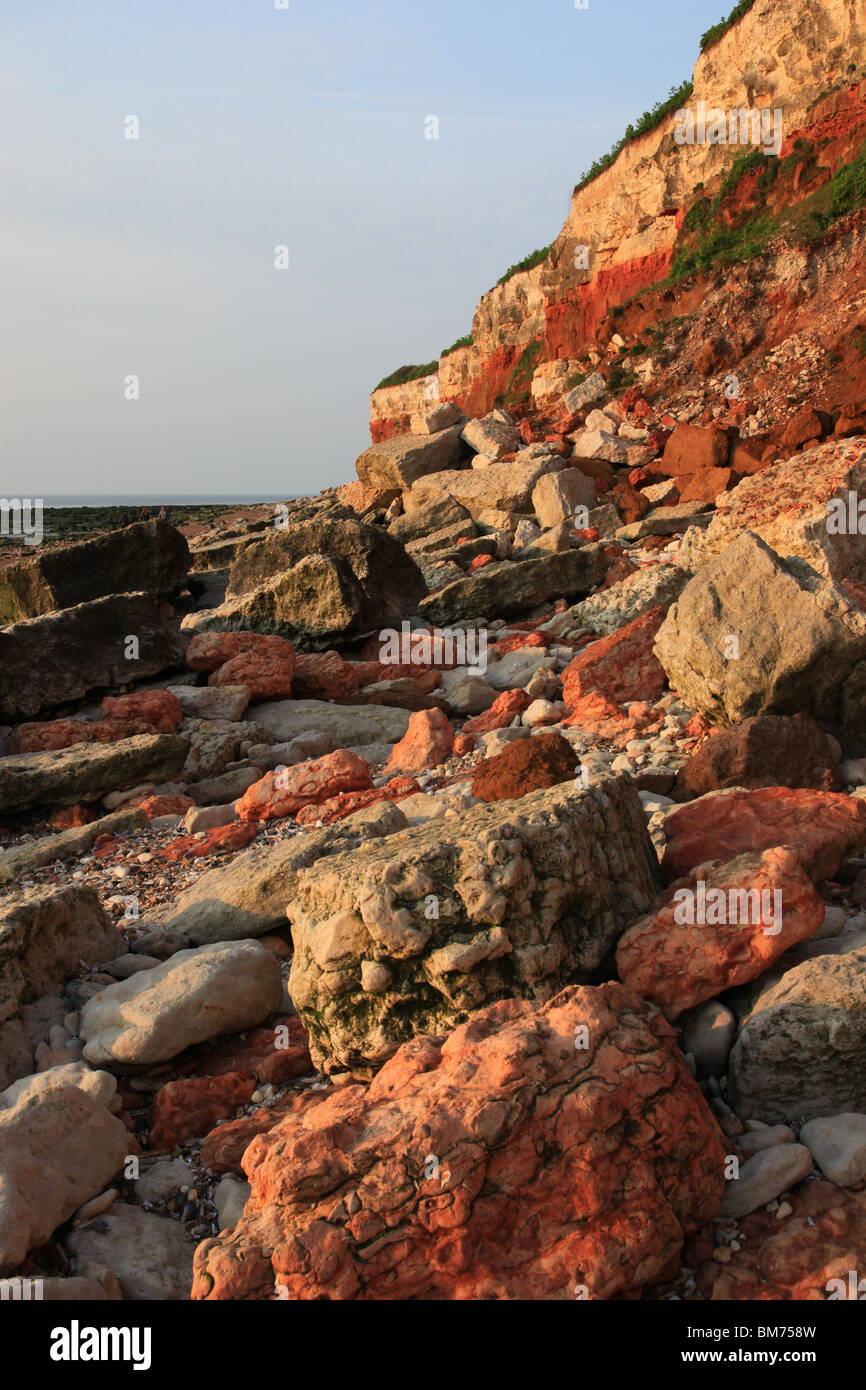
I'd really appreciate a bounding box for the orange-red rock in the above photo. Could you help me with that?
[490,630,549,659]
[177,1017,312,1086]
[616,847,825,1019]
[210,640,295,701]
[471,730,577,802]
[160,822,258,860]
[132,793,195,818]
[384,708,454,774]
[200,1090,326,1176]
[186,631,283,673]
[661,787,866,885]
[453,733,475,755]
[468,553,494,572]
[695,1181,866,1299]
[596,555,639,591]
[563,691,659,741]
[673,715,841,799]
[660,423,729,477]
[191,984,724,1301]
[294,776,421,827]
[562,606,667,705]
[148,1071,257,1151]
[292,651,360,701]
[47,804,99,829]
[101,689,182,734]
[236,750,372,823]
[462,688,532,733]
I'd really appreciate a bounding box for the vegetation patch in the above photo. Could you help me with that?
[375,361,438,391]
[441,334,472,357]
[574,81,693,196]
[700,0,758,53]
[494,246,551,290]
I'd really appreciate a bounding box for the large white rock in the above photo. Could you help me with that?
[65,1203,195,1301]
[531,469,596,528]
[80,940,283,1066]
[718,1143,813,1219]
[800,1113,866,1186]
[0,1082,131,1266]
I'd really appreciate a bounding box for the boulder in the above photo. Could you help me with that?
[355,424,468,489]
[245,699,410,748]
[64,1203,195,1301]
[287,776,656,1073]
[562,607,667,705]
[410,455,564,520]
[191,982,723,1300]
[79,940,284,1066]
[235,750,372,823]
[0,519,190,624]
[560,371,607,414]
[194,519,426,649]
[799,1113,866,1186]
[208,637,295,700]
[616,502,713,543]
[410,402,464,435]
[728,943,866,1124]
[419,547,609,626]
[384,709,454,774]
[571,563,687,636]
[659,424,730,477]
[654,532,866,751]
[149,1072,258,1150]
[0,885,121,1025]
[531,469,596,528]
[0,593,187,723]
[718,1144,814,1220]
[390,495,473,544]
[660,786,866,885]
[673,715,841,799]
[616,847,825,1020]
[0,1078,132,1268]
[471,730,577,802]
[0,733,188,813]
[461,410,521,459]
[704,437,866,584]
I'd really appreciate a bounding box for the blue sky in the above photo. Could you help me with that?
[1,0,731,498]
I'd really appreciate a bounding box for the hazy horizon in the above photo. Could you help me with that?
[3,0,729,497]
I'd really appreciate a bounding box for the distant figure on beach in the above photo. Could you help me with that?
[140,506,151,521]
[158,505,167,521]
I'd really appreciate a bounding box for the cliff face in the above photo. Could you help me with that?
[370,0,866,439]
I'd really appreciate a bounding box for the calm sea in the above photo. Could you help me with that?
[41,495,298,507]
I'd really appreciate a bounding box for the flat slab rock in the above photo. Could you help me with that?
[160,810,410,945]
[191,983,724,1301]
[0,733,189,814]
[0,592,187,723]
[419,545,609,626]
[288,774,657,1073]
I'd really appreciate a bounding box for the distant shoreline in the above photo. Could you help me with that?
[36,496,298,508]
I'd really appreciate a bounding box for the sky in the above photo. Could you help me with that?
[0,0,732,499]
